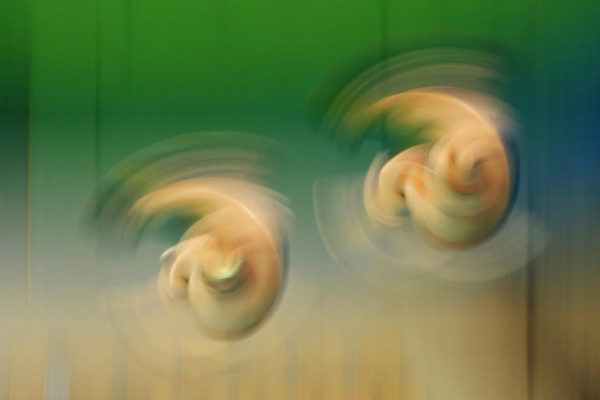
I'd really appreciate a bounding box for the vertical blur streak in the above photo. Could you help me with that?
[525,1,538,396]
[0,0,31,308]
[8,323,47,400]
[528,1,600,399]
[2,0,600,399]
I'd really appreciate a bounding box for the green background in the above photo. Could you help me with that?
[1,0,600,398]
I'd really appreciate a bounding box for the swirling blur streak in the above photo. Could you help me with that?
[313,45,545,289]
[88,132,291,343]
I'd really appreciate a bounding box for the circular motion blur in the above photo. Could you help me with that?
[313,43,544,290]
[87,132,289,340]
